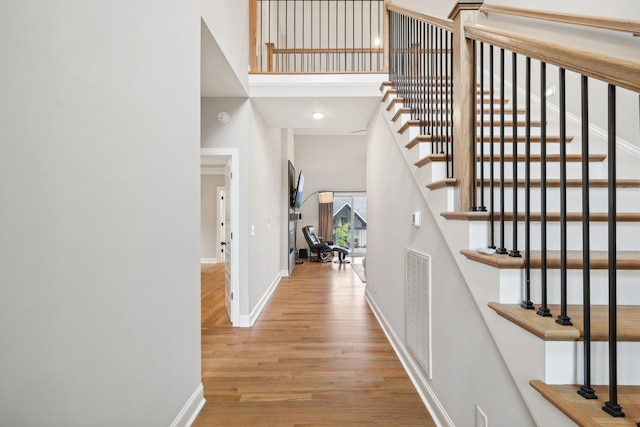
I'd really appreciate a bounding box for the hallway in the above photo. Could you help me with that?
[194,260,435,426]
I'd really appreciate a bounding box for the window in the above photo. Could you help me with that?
[332,193,367,254]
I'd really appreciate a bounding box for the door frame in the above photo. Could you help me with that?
[201,147,239,326]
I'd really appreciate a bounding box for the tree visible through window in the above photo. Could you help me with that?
[332,193,367,254]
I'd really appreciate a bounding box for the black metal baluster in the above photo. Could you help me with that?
[522,57,534,309]
[360,0,363,71]
[426,24,438,154]
[577,74,597,400]
[445,29,451,178]
[326,0,329,71]
[259,0,262,71]
[377,0,381,71]
[276,0,281,71]
[268,0,272,70]
[471,40,478,210]
[449,31,454,177]
[285,0,289,71]
[489,45,496,250]
[344,0,347,71]
[352,0,355,71]
[537,61,551,317]
[510,52,521,258]
[602,84,624,418]
[497,48,508,255]
[478,42,487,212]
[369,0,372,71]
[336,0,339,71]
[421,21,426,136]
[439,27,444,156]
[556,68,572,326]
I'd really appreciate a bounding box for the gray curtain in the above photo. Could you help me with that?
[318,202,333,243]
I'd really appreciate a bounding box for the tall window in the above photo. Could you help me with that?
[332,193,367,254]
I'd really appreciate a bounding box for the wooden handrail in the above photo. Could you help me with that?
[479,4,640,36]
[269,47,383,55]
[465,24,640,93]
[386,4,453,32]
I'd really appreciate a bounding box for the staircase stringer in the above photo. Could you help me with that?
[379,91,578,427]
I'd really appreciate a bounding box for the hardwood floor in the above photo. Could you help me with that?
[194,261,435,426]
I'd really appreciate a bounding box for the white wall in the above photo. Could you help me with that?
[201,97,283,321]
[293,134,367,252]
[366,109,535,427]
[201,175,225,261]
[249,116,284,309]
[0,1,202,426]
[201,0,250,93]
[476,1,640,172]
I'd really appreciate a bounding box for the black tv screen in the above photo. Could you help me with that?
[293,170,305,210]
[288,161,296,208]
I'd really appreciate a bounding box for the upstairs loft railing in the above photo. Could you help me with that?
[250,0,387,73]
[388,3,640,422]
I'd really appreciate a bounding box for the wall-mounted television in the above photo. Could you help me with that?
[293,170,305,210]
[288,161,296,209]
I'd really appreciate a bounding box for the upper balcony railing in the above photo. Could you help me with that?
[249,0,388,73]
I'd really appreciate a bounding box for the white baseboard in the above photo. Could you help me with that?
[200,258,217,264]
[170,383,205,427]
[365,290,454,427]
[237,272,283,327]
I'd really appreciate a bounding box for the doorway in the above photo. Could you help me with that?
[201,148,239,325]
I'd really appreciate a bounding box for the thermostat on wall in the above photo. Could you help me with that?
[412,211,421,227]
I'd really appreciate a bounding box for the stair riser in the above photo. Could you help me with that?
[484,220,640,252]
[477,143,577,157]
[478,161,604,181]
[420,155,606,181]
[545,341,640,386]
[478,186,640,213]
[498,268,640,306]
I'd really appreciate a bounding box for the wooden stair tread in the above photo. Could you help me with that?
[460,249,640,270]
[478,153,606,162]
[418,153,606,166]
[406,135,432,149]
[398,123,572,143]
[488,303,640,342]
[387,105,527,116]
[442,211,640,222]
[531,381,640,427]
[477,134,572,142]
[392,109,541,127]
[381,88,397,103]
[477,178,640,188]
[426,178,456,190]
[379,81,392,91]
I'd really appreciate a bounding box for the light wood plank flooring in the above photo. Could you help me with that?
[194,260,435,426]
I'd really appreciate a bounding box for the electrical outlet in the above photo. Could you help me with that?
[476,406,488,427]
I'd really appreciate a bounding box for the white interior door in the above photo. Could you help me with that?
[217,187,226,264]
[224,160,232,322]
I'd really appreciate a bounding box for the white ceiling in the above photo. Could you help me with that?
[248,74,385,134]
[201,25,385,135]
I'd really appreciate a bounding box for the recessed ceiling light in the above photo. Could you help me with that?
[312,112,325,120]
[374,37,381,47]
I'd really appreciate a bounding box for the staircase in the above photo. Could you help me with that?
[379,49,640,426]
